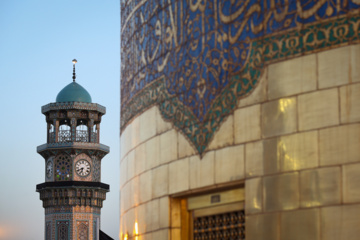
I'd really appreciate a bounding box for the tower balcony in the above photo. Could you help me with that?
[37,142,110,160]
[49,130,98,143]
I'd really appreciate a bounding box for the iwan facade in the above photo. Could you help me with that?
[120,1,360,239]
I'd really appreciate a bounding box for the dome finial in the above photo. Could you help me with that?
[72,59,77,82]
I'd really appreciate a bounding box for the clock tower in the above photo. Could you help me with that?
[36,60,110,240]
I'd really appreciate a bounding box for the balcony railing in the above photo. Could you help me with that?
[49,130,98,143]
[76,130,88,142]
[91,132,97,143]
[59,130,71,142]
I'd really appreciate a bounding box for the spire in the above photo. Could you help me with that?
[72,59,77,82]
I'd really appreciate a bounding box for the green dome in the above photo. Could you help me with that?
[56,82,92,103]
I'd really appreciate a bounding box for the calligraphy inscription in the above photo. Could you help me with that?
[121,0,360,155]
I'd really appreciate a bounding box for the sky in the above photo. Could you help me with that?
[0,1,120,239]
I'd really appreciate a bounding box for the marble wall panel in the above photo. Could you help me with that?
[152,230,169,240]
[130,117,140,152]
[135,143,146,176]
[268,54,316,100]
[262,97,297,138]
[234,105,261,144]
[178,132,196,159]
[124,208,135,238]
[139,106,157,143]
[318,46,350,89]
[245,140,264,178]
[121,183,129,212]
[300,167,341,208]
[281,209,320,240]
[139,171,152,203]
[127,150,135,181]
[215,145,244,183]
[340,83,360,123]
[137,203,146,234]
[146,200,160,231]
[321,204,360,240]
[208,115,234,150]
[245,178,263,214]
[130,176,140,209]
[263,131,318,174]
[189,152,215,189]
[159,197,169,228]
[351,45,360,83]
[263,172,299,212]
[278,131,318,172]
[246,213,279,240]
[343,163,360,203]
[263,138,281,175]
[169,158,190,194]
[160,130,178,164]
[152,165,168,198]
[145,136,160,170]
[319,124,360,166]
[298,89,339,131]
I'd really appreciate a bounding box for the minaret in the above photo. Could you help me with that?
[36,60,110,240]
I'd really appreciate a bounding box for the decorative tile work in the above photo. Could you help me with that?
[46,157,54,182]
[46,221,52,240]
[93,218,98,240]
[76,221,89,240]
[46,211,100,240]
[56,220,70,240]
[42,102,105,114]
[55,154,72,181]
[121,0,360,155]
[92,156,101,182]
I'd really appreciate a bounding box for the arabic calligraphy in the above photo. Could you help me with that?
[121,0,360,155]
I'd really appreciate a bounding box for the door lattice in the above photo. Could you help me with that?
[193,210,245,240]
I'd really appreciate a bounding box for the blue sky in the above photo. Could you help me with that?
[0,1,120,239]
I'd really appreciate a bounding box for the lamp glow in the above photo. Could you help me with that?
[134,222,139,235]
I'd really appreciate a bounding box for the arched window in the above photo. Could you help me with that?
[58,119,71,142]
[45,222,51,240]
[57,221,69,240]
[91,125,98,143]
[76,119,88,142]
[48,124,55,143]
[77,222,88,240]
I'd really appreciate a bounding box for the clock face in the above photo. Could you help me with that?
[75,159,91,177]
[46,160,53,178]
